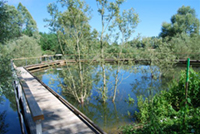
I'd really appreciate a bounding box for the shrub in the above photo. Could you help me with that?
[120,68,200,133]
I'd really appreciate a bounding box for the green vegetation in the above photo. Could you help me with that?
[120,69,200,133]
[160,6,199,39]
[17,2,38,37]
[0,1,41,107]
[39,32,58,54]
[0,0,200,133]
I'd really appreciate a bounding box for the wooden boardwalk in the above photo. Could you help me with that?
[24,58,200,72]
[17,67,95,134]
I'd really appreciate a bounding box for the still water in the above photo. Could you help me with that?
[0,90,22,134]
[33,64,199,133]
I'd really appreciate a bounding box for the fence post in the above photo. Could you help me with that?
[185,58,190,105]
[36,120,42,134]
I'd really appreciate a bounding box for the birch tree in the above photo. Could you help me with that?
[46,0,93,104]
[112,8,139,102]
[96,0,125,103]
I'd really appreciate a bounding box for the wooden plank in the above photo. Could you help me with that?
[17,75,44,122]
[42,121,94,134]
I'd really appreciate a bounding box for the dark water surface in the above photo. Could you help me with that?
[0,91,22,134]
[33,64,199,133]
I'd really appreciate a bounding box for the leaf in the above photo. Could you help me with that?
[187,98,191,104]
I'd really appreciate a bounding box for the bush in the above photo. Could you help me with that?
[6,35,42,58]
[120,69,200,133]
[6,35,42,66]
[0,45,12,92]
[167,69,200,110]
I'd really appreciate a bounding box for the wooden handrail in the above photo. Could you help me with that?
[12,55,54,61]
[18,76,44,121]
[11,61,44,134]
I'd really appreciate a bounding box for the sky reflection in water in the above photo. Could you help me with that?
[34,64,172,133]
[0,95,21,134]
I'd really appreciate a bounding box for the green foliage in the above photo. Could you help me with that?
[167,69,200,110]
[0,1,40,113]
[46,0,95,104]
[120,69,200,133]
[0,45,12,92]
[160,6,200,38]
[0,45,17,112]
[169,33,200,59]
[45,0,99,56]
[134,96,149,123]
[17,2,38,37]
[39,32,58,52]
[5,35,42,66]
[96,0,139,103]
[125,94,135,104]
[139,41,176,78]
[0,1,39,44]
[0,2,21,43]
[6,35,42,58]
[60,64,94,104]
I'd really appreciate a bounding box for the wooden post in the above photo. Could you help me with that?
[13,80,26,134]
[36,120,42,134]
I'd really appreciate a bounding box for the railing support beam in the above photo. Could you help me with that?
[36,120,42,134]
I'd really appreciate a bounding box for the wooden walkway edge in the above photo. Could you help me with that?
[17,67,98,134]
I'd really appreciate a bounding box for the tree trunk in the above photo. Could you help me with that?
[112,66,119,102]
[100,8,107,103]
[76,39,84,104]
[112,35,124,102]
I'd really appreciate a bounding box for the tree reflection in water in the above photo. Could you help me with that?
[0,111,8,134]
[33,64,199,133]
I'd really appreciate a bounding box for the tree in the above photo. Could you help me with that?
[6,35,42,64]
[17,2,38,37]
[0,45,12,95]
[0,1,39,43]
[159,6,200,39]
[46,0,94,104]
[39,32,58,52]
[169,33,200,59]
[0,1,21,43]
[95,0,126,103]
[112,8,139,102]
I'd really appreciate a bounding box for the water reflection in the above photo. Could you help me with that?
[131,65,169,98]
[33,64,199,133]
[0,95,22,134]
[0,111,9,134]
[0,78,22,134]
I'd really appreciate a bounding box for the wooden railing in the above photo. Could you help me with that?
[11,60,44,134]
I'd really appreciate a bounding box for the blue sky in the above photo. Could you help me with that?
[7,0,200,38]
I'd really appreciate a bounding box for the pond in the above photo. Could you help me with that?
[0,89,22,134]
[33,63,199,133]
